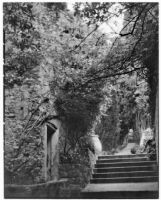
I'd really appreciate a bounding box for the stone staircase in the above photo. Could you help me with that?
[81,154,158,199]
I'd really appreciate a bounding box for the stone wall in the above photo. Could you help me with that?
[4,57,57,185]
[59,163,90,198]
[5,157,94,199]
[4,179,68,198]
[4,83,60,184]
[58,149,96,198]
[5,85,44,184]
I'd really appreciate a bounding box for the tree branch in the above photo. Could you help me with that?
[81,67,144,88]
[86,7,148,84]
[23,97,49,132]
[71,24,99,52]
[95,34,104,46]
[148,10,158,22]
[70,8,120,52]
[129,10,147,58]
[119,4,148,37]
[13,159,29,173]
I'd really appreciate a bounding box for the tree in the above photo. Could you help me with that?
[73,2,158,126]
[4,3,41,88]
[71,2,158,150]
[120,3,158,125]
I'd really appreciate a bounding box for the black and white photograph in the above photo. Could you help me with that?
[3,1,159,199]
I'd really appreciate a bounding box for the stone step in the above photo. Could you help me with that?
[95,161,156,168]
[81,190,158,198]
[90,176,158,183]
[82,150,158,199]
[93,171,158,178]
[98,154,147,160]
[81,182,158,198]
[97,157,148,163]
[93,165,157,173]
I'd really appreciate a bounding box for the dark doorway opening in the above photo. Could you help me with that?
[46,123,57,181]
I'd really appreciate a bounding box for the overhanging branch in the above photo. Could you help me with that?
[119,3,148,37]
[81,67,144,88]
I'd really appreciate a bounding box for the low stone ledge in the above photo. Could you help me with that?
[4,178,68,198]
